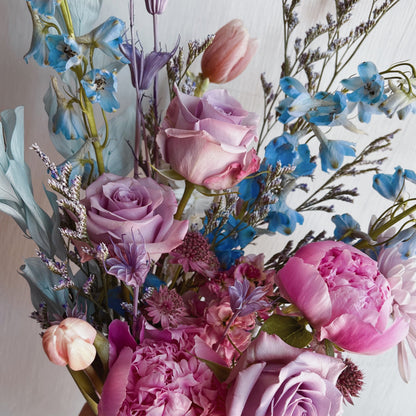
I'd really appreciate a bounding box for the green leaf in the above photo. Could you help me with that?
[198,358,231,383]
[261,314,313,348]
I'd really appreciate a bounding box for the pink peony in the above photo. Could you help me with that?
[277,241,409,354]
[226,332,345,416]
[98,320,226,416]
[201,19,258,84]
[156,88,260,190]
[82,173,188,262]
[42,318,96,371]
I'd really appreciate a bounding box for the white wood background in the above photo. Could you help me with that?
[1,0,416,414]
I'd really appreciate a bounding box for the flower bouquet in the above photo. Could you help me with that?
[2,0,416,414]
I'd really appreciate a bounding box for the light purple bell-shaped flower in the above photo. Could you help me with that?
[144,0,169,15]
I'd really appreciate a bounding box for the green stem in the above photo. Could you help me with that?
[370,204,416,240]
[175,181,195,220]
[194,77,209,97]
[58,0,74,38]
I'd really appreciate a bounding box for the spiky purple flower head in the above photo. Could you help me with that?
[229,278,269,317]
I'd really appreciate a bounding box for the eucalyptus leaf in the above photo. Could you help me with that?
[19,257,67,316]
[261,314,313,348]
[100,106,135,176]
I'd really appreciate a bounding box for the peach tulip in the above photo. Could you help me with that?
[42,318,97,371]
[201,19,258,84]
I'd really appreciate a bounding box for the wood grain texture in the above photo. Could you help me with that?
[1,1,416,414]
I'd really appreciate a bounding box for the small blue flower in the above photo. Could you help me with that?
[332,213,361,243]
[319,138,355,172]
[24,5,53,66]
[81,69,120,113]
[264,132,316,177]
[27,0,56,16]
[308,91,348,126]
[46,34,81,73]
[50,79,86,140]
[341,61,386,123]
[85,17,129,64]
[267,198,304,235]
[120,40,179,90]
[372,166,416,200]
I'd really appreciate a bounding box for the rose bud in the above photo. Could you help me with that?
[201,19,258,84]
[42,318,97,371]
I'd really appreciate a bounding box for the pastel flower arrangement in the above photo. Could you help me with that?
[3,0,416,415]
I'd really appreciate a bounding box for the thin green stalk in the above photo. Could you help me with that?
[175,181,195,220]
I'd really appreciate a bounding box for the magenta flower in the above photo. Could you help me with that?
[98,320,226,416]
[277,241,409,354]
[156,88,260,190]
[226,332,345,416]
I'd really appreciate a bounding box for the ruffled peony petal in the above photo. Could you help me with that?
[98,347,133,416]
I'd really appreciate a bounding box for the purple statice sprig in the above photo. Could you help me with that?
[31,144,88,241]
[36,249,74,291]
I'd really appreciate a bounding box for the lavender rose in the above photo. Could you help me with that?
[156,88,260,190]
[226,332,345,416]
[82,173,188,261]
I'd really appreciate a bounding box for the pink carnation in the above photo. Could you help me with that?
[98,320,226,416]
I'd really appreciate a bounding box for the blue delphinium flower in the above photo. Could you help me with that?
[332,213,361,243]
[53,100,86,140]
[267,197,304,235]
[307,91,348,126]
[81,69,120,112]
[277,77,310,123]
[81,17,129,64]
[24,4,53,66]
[51,78,86,140]
[264,132,316,177]
[311,124,355,172]
[206,216,256,269]
[341,61,386,123]
[27,0,56,16]
[120,40,179,90]
[373,166,416,200]
[46,34,81,73]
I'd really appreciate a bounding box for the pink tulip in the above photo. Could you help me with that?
[201,19,258,84]
[277,241,409,354]
[144,0,169,15]
[42,318,97,371]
